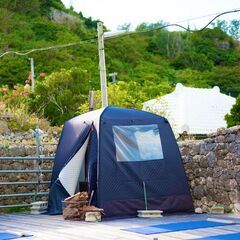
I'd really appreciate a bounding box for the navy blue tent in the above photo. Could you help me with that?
[48,106,194,216]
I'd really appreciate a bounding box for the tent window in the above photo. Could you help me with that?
[113,124,164,162]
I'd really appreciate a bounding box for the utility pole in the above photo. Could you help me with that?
[89,89,94,112]
[29,58,35,92]
[97,22,108,107]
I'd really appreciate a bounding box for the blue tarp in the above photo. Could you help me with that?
[123,220,235,235]
[189,233,240,240]
[0,232,32,240]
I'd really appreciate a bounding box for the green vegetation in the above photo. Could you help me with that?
[225,95,240,127]
[0,0,239,127]
[29,67,92,125]
[0,84,50,131]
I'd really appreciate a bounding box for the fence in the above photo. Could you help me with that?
[0,128,55,209]
[0,156,54,209]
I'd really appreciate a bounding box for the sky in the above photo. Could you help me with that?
[61,0,240,31]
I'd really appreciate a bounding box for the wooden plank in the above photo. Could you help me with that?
[217,224,240,232]
[0,214,240,240]
[0,215,146,240]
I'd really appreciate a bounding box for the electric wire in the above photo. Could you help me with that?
[175,8,240,24]
[104,9,240,41]
[198,9,240,31]
[0,8,239,58]
[0,38,97,58]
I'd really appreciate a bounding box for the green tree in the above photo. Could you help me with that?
[0,56,29,86]
[29,67,92,125]
[212,19,240,40]
[135,21,167,31]
[215,20,229,32]
[204,66,240,97]
[190,28,238,66]
[225,95,240,127]
[117,23,132,31]
[78,81,148,114]
[0,8,13,33]
[229,20,240,40]
[0,0,41,16]
[171,51,213,71]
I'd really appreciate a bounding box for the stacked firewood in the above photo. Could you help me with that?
[62,192,88,221]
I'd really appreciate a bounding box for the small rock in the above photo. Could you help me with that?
[193,185,205,200]
[217,127,227,135]
[195,207,203,214]
[227,134,236,143]
[206,152,216,167]
[229,126,240,133]
[206,177,214,189]
[215,135,226,143]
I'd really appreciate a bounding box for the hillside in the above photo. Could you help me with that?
[0,0,240,126]
[0,0,98,85]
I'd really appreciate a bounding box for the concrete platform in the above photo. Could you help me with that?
[0,213,240,240]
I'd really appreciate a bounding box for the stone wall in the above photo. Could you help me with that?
[179,126,240,213]
[0,126,240,213]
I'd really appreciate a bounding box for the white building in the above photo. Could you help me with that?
[143,83,236,135]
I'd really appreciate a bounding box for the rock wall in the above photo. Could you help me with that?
[0,126,240,213]
[179,126,240,213]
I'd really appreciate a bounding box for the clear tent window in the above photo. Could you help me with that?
[112,124,164,162]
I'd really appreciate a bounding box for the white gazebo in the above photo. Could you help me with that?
[143,83,236,135]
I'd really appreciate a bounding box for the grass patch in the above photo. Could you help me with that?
[1,206,30,214]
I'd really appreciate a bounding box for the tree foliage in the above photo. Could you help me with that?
[225,95,240,127]
[29,67,92,125]
[213,19,240,40]
[78,81,148,114]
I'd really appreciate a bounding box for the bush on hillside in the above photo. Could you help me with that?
[225,95,240,127]
[29,67,92,125]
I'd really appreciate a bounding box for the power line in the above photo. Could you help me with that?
[199,9,240,31]
[0,8,239,58]
[0,38,97,58]
[104,9,240,41]
[175,8,240,24]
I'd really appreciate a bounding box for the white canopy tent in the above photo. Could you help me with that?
[143,83,236,135]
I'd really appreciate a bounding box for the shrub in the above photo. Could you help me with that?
[225,95,240,127]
